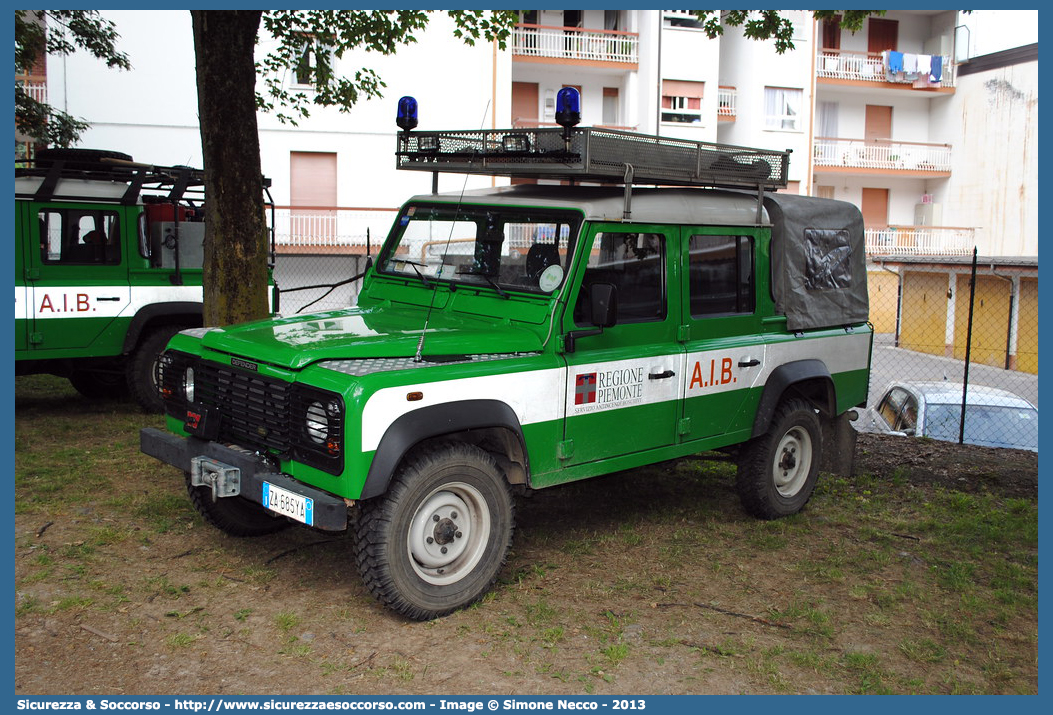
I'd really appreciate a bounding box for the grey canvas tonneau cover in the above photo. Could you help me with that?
[764,192,869,331]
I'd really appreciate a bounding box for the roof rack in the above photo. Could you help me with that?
[15,150,210,205]
[397,126,790,190]
[397,126,789,221]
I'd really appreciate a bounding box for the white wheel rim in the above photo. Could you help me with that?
[407,483,490,586]
[772,426,812,497]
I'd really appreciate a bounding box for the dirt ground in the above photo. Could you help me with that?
[14,384,1039,695]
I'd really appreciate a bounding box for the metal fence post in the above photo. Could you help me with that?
[959,247,978,445]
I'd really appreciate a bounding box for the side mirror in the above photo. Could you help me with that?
[590,282,618,328]
[564,283,618,353]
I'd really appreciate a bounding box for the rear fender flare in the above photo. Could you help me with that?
[751,359,835,437]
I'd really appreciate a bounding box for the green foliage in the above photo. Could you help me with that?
[15,10,130,146]
[692,10,888,54]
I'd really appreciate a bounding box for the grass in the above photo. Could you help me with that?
[14,374,1040,695]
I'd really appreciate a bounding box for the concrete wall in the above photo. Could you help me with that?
[931,58,1038,256]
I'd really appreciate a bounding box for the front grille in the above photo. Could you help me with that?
[196,361,293,453]
[158,351,344,475]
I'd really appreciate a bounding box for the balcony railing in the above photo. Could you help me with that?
[511,24,639,65]
[865,225,974,257]
[274,206,398,251]
[817,49,956,88]
[814,137,952,173]
[717,86,736,119]
[511,118,638,132]
[17,79,47,103]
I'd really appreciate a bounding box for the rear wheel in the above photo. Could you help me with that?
[736,398,822,520]
[355,442,515,621]
[127,325,186,413]
[69,368,129,401]
[186,473,291,537]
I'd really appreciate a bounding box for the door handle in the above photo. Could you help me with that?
[648,370,675,380]
[738,358,761,367]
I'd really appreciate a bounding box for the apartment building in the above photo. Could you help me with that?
[28,10,1035,267]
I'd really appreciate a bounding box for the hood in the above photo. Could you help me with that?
[199,304,544,370]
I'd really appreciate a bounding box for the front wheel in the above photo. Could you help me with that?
[736,398,822,520]
[354,442,515,621]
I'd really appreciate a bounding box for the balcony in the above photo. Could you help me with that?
[865,225,974,257]
[818,49,956,89]
[17,79,47,103]
[511,24,639,66]
[814,137,952,175]
[273,206,398,254]
[717,86,736,121]
[511,118,638,131]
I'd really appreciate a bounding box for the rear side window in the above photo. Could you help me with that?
[688,234,754,317]
[39,209,121,265]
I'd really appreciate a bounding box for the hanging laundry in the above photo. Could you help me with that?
[903,53,919,74]
[887,50,904,73]
[929,56,944,83]
[917,54,932,76]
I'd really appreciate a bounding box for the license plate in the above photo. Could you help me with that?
[262,482,314,526]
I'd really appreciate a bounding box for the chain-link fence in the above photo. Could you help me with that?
[271,207,396,315]
[862,249,1038,451]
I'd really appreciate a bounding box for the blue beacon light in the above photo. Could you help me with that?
[555,87,581,134]
[396,96,418,131]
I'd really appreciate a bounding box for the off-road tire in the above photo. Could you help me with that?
[736,397,822,520]
[355,442,515,621]
[69,368,129,401]
[186,473,291,537]
[128,325,186,413]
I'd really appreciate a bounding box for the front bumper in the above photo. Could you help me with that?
[140,427,348,531]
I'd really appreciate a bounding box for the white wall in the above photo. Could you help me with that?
[657,20,721,142]
[49,10,509,209]
[48,10,203,167]
[932,59,1038,256]
[716,10,813,184]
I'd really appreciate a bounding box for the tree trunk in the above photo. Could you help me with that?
[191,10,270,327]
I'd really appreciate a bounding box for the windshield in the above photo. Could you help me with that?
[378,204,580,295]
[924,402,1039,451]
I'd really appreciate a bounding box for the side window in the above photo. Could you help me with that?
[878,387,908,427]
[688,234,754,317]
[575,232,665,325]
[39,209,121,265]
[896,395,919,432]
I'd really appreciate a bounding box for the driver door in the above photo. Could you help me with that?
[560,225,683,465]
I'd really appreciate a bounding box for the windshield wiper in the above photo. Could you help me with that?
[397,259,432,288]
[456,269,510,298]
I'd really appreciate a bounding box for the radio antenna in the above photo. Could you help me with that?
[414,100,491,363]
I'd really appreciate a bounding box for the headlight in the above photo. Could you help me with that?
[305,401,329,444]
[183,367,195,403]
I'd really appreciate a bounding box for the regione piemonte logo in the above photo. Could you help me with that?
[574,372,597,405]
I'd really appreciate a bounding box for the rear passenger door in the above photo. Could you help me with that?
[678,228,767,442]
[560,225,682,465]
[26,204,132,352]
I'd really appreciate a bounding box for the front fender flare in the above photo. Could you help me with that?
[359,399,527,500]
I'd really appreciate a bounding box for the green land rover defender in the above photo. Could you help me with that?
[15,148,274,412]
[141,117,872,620]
